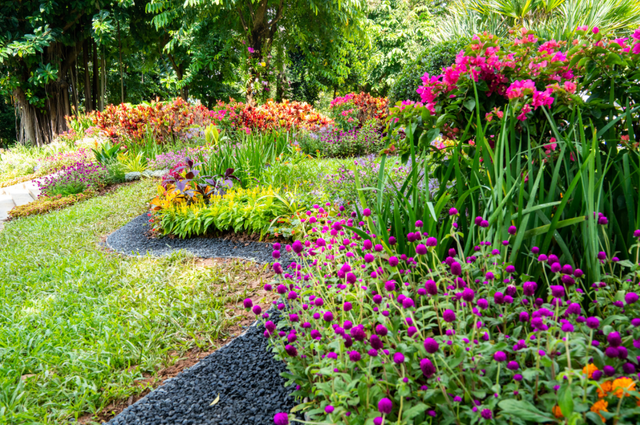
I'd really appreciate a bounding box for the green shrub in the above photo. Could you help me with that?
[388,38,468,105]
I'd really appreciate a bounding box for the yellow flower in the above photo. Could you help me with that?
[261,62,266,67]
[612,377,636,398]
[583,363,598,379]
[552,405,563,418]
[597,380,612,398]
[590,400,608,421]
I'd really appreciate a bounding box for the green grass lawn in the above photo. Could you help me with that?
[0,180,240,424]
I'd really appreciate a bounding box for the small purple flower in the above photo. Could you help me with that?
[420,358,436,378]
[586,317,600,329]
[424,337,439,353]
[481,409,492,420]
[494,351,507,362]
[323,311,334,322]
[393,352,405,364]
[442,309,456,323]
[273,412,289,425]
[378,398,393,414]
[626,292,639,305]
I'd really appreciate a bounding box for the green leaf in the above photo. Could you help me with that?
[497,400,556,423]
[463,98,476,111]
[403,402,428,420]
[558,383,574,419]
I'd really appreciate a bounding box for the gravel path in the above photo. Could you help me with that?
[104,215,297,424]
[106,213,293,265]
[108,313,296,425]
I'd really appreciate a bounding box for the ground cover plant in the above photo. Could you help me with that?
[258,208,640,425]
[0,180,261,423]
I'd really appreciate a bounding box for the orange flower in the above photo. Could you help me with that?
[597,380,612,398]
[552,405,563,418]
[582,363,598,378]
[612,377,636,398]
[590,400,608,421]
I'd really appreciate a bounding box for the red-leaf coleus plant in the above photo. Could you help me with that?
[243,206,640,425]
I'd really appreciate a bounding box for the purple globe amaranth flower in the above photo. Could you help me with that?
[289,313,299,322]
[325,405,334,414]
[462,288,475,302]
[393,352,405,364]
[550,263,562,273]
[449,207,459,216]
[603,365,616,376]
[586,316,600,329]
[481,409,492,420]
[605,347,619,358]
[388,256,399,267]
[607,331,622,347]
[508,225,517,235]
[272,250,281,259]
[450,261,462,276]
[505,265,516,273]
[370,334,384,350]
[402,298,415,309]
[494,292,505,304]
[420,358,436,378]
[597,251,607,260]
[486,271,495,280]
[442,309,456,323]
[424,337,439,353]
[550,285,565,298]
[363,208,371,217]
[378,398,393,414]
[265,321,276,333]
[623,362,636,374]
[562,323,574,333]
[519,311,530,322]
[384,281,396,292]
[626,292,639,305]
[351,324,366,341]
[507,361,519,371]
[373,294,383,304]
[364,253,375,263]
[376,324,389,336]
[514,374,523,381]
[634,229,640,238]
[343,302,353,312]
[273,263,283,274]
[566,303,581,315]
[416,244,428,255]
[252,305,262,315]
[323,311,334,322]
[349,351,361,362]
[285,345,298,357]
[373,418,383,425]
[274,412,289,425]
[425,280,437,295]
[426,237,437,247]
[523,281,537,296]
[618,346,628,359]
[389,236,397,245]
[415,220,423,228]
[407,326,418,337]
[537,254,548,262]
[477,298,489,309]
[243,298,253,309]
[494,351,507,362]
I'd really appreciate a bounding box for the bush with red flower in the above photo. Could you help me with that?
[329,92,389,131]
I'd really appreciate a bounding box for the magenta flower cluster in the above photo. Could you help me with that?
[37,161,109,197]
[253,203,640,424]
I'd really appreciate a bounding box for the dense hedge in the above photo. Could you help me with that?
[388,38,469,105]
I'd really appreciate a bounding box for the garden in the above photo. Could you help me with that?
[2,1,640,425]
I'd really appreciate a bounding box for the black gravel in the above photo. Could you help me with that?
[108,312,297,425]
[106,213,293,265]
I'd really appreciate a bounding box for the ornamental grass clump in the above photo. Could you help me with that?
[37,161,109,197]
[252,207,640,424]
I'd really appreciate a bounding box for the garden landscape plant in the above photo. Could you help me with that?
[251,208,640,425]
[386,26,640,285]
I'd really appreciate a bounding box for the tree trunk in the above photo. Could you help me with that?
[70,64,79,116]
[92,39,99,111]
[118,21,124,104]
[83,39,92,112]
[100,51,106,110]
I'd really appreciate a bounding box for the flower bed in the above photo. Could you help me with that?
[249,209,640,424]
[9,191,96,218]
[329,92,389,131]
